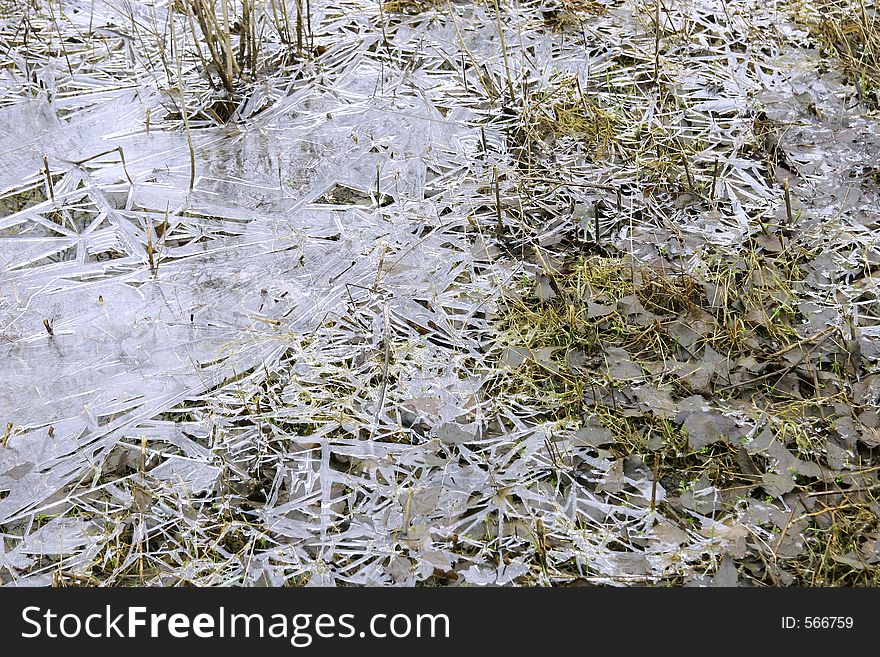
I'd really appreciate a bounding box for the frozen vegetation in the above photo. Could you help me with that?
[1,0,879,585]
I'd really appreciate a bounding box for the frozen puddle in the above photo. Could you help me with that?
[1,0,879,585]
[0,0,514,584]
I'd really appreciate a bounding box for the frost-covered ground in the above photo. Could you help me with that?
[1,0,879,585]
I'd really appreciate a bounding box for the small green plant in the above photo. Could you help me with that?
[803,0,880,108]
[522,74,623,161]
